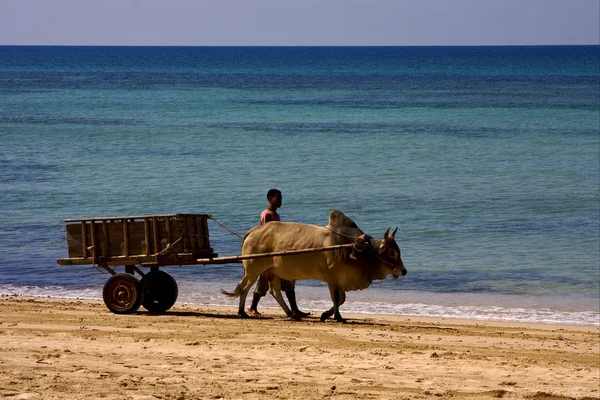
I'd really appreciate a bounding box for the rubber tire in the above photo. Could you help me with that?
[141,270,178,313]
[103,273,144,314]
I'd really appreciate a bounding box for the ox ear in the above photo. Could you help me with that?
[384,228,390,240]
[391,227,398,239]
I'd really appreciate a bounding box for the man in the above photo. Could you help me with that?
[247,189,309,318]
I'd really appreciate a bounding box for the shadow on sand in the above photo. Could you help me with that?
[134,309,388,326]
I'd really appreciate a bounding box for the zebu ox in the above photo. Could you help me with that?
[222,210,407,322]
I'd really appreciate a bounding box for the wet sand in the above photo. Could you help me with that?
[0,296,598,399]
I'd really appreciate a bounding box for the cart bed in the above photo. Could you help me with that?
[57,214,217,267]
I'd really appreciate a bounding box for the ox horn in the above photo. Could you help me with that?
[384,227,390,240]
[391,227,398,239]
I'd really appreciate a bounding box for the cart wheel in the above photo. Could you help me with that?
[102,273,144,314]
[141,270,178,313]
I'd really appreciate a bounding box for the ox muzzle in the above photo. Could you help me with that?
[392,260,407,279]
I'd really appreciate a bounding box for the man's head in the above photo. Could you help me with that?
[267,188,282,210]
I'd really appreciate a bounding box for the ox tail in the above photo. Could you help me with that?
[221,274,255,298]
[220,285,242,298]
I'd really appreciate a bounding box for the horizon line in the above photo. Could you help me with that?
[1,44,599,47]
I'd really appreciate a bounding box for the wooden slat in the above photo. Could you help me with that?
[57,256,138,266]
[165,216,172,249]
[200,216,209,249]
[90,220,97,264]
[152,217,160,255]
[102,220,108,258]
[123,219,129,257]
[190,216,198,250]
[81,221,87,259]
[144,218,150,256]
[62,213,211,223]
[181,215,188,253]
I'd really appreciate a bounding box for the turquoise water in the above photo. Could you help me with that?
[1,46,598,325]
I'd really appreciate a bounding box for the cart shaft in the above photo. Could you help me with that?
[196,243,354,264]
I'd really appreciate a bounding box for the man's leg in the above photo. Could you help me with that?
[282,280,310,318]
[248,274,268,316]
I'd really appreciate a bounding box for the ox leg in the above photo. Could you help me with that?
[237,281,252,318]
[333,291,347,323]
[268,277,294,319]
[320,307,334,322]
[235,259,272,318]
[237,274,260,318]
[321,287,347,323]
[320,289,335,322]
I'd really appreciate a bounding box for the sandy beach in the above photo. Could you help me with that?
[0,296,598,400]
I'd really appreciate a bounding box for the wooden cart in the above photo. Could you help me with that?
[57,214,225,314]
[57,213,356,314]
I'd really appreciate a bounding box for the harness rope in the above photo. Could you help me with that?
[151,235,185,256]
[323,225,358,242]
[208,215,245,239]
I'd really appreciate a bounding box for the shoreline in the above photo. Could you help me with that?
[1,296,598,399]
[3,292,599,329]
[0,287,600,328]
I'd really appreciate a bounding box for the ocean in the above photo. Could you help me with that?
[0,45,598,326]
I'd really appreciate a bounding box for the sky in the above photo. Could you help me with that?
[1,0,599,46]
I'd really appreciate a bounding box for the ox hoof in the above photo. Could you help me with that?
[334,314,348,323]
[238,311,250,319]
[320,312,329,322]
[293,310,310,318]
